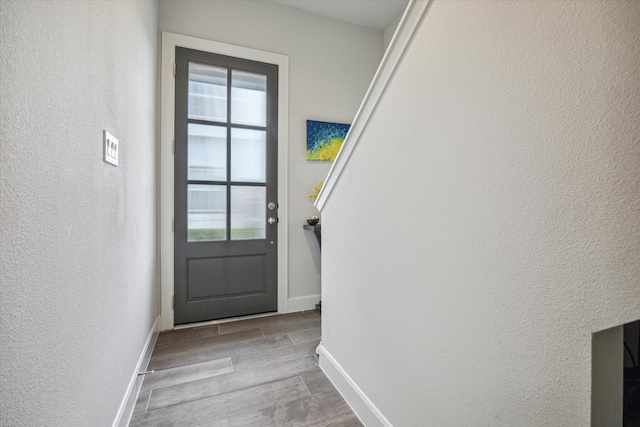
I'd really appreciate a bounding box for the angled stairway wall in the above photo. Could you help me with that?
[318,1,640,425]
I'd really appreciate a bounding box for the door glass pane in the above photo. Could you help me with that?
[231,186,266,240]
[231,70,266,127]
[188,185,227,242]
[188,124,226,181]
[231,128,266,183]
[189,62,227,122]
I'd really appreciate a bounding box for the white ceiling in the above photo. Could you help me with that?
[270,0,409,31]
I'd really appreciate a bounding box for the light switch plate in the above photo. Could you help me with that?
[103,130,119,166]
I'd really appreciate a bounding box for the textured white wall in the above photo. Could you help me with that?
[159,0,383,304]
[321,1,640,425]
[0,1,158,425]
[383,14,402,51]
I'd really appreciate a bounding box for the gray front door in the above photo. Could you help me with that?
[174,47,279,325]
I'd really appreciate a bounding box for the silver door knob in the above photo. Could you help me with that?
[268,217,277,224]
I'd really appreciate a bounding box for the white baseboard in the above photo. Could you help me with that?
[287,294,321,312]
[318,344,392,427]
[113,315,161,427]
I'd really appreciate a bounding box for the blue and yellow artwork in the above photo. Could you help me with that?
[306,120,351,161]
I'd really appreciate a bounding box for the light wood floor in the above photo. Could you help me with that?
[130,310,362,426]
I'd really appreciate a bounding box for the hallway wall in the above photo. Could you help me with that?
[320,1,640,425]
[0,1,159,425]
[159,0,383,308]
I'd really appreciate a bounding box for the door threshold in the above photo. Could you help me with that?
[174,311,280,330]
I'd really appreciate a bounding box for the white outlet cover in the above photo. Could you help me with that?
[103,130,119,166]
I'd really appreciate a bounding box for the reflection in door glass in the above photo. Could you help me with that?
[231,186,266,240]
[231,128,266,183]
[231,70,266,127]
[188,184,227,241]
[188,124,227,182]
[189,62,227,122]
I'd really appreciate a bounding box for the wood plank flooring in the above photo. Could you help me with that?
[130,310,362,427]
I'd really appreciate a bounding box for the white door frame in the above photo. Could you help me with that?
[159,32,289,331]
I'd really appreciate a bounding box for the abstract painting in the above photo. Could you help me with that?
[306,120,351,161]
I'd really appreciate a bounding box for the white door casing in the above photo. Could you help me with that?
[160,32,289,331]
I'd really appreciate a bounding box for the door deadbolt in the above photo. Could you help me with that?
[267,202,276,210]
